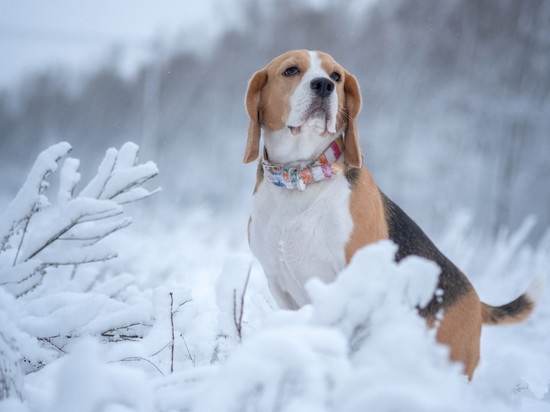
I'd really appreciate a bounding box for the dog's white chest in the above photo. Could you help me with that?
[250,176,353,308]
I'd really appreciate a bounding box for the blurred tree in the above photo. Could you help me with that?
[0,0,549,242]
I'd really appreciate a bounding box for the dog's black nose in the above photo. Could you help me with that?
[310,77,334,98]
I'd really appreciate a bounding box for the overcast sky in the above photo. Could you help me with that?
[0,0,241,89]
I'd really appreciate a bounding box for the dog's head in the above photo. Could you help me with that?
[243,50,362,167]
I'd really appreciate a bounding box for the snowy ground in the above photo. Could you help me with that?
[1,143,550,412]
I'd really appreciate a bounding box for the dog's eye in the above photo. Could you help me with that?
[330,72,341,82]
[283,66,300,77]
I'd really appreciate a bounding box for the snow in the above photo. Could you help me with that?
[18,292,108,338]
[1,142,550,412]
[25,339,155,412]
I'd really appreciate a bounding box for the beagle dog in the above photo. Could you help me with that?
[243,50,540,380]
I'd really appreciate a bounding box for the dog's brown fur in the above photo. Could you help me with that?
[378,187,536,380]
[345,168,388,264]
[435,289,483,378]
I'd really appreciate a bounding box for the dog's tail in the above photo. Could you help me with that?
[481,273,545,325]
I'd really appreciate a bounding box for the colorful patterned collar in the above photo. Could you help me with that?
[262,136,344,191]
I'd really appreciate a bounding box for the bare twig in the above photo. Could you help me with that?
[180,334,196,367]
[116,187,161,205]
[39,255,119,268]
[13,211,33,266]
[58,219,132,243]
[101,322,144,341]
[96,151,118,200]
[108,174,158,201]
[75,208,124,224]
[173,299,192,315]
[24,205,122,262]
[112,357,164,377]
[37,337,68,354]
[233,264,252,342]
[0,263,47,287]
[170,292,175,374]
[150,341,173,357]
[9,264,47,298]
[70,264,78,280]
[233,290,239,339]
[24,219,79,261]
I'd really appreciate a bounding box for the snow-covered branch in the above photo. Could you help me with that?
[0,142,71,255]
[0,141,159,297]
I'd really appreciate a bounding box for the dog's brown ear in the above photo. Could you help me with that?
[243,69,267,164]
[343,71,362,168]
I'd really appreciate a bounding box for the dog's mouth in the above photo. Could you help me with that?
[288,105,334,137]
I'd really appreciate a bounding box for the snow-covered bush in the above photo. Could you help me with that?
[0,141,158,401]
[184,241,467,412]
[0,142,158,297]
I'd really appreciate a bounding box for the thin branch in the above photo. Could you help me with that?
[97,152,118,200]
[4,264,48,298]
[20,204,122,262]
[15,277,45,298]
[233,289,238,339]
[170,292,175,374]
[108,173,158,201]
[13,211,33,266]
[150,341,173,357]
[233,264,252,342]
[180,333,196,367]
[70,264,78,280]
[58,219,132,243]
[173,299,192,315]
[116,187,161,206]
[101,322,144,341]
[0,229,13,252]
[0,263,47,287]
[112,357,164,377]
[100,333,141,341]
[24,219,79,261]
[37,337,68,354]
[41,254,118,266]
[75,208,124,224]
[239,266,251,332]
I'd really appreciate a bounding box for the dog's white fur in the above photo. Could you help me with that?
[250,172,353,309]
[249,51,353,309]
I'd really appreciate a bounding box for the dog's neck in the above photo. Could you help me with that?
[262,135,344,191]
[262,124,344,166]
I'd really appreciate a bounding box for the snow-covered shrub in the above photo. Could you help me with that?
[174,241,468,411]
[0,141,158,297]
[183,235,548,411]
[0,141,158,402]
